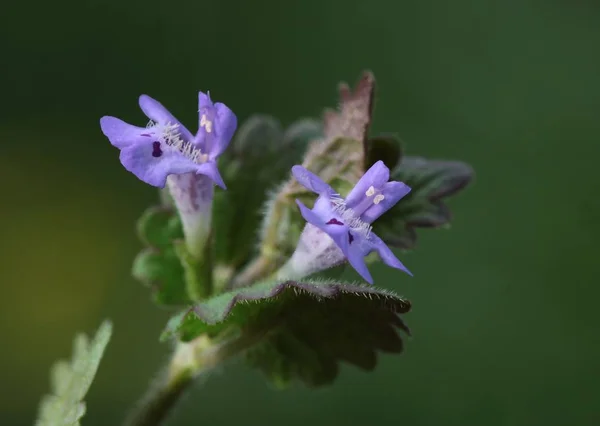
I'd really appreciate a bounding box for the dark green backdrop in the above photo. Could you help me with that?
[2,0,598,425]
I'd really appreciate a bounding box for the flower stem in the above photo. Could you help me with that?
[124,332,261,426]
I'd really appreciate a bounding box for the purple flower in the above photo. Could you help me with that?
[291,161,412,284]
[100,92,237,189]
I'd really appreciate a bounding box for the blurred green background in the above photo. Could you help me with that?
[2,0,598,425]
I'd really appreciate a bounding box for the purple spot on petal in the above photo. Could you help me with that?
[326,218,344,226]
[141,133,152,137]
[348,232,354,244]
[152,141,163,157]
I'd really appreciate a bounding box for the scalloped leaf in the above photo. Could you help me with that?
[213,115,319,269]
[162,280,411,388]
[35,320,112,426]
[373,155,474,249]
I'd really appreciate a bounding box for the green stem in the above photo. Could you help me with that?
[124,332,261,426]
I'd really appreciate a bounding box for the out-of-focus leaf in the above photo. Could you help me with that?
[35,321,112,426]
[132,247,191,306]
[162,279,411,388]
[373,156,474,249]
[365,134,404,171]
[133,206,190,306]
[136,206,183,249]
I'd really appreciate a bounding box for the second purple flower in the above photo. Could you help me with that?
[290,160,413,284]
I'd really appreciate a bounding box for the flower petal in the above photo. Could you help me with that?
[198,91,212,110]
[296,197,375,283]
[100,116,151,149]
[295,199,327,228]
[346,246,374,284]
[362,181,412,223]
[210,102,237,157]
[195,92,237,158]
[369,233,413,276]
[138,95,194,142]
[291,166,337,195]
[195,160,227,190]
[312,194,337,219]
[195,92,213,150]
[119,141,199,188]
[345,161,390,208]
[296,198,352,239]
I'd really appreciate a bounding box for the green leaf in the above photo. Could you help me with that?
[133,206,190,306]
[213,115,318,269]
[365,134,404,171]
[162,280,411,388]
[132,247,191,306]
[136,206,183,249]
[282,118,323,148]
[36,320,113,426]
[373,155,474,249]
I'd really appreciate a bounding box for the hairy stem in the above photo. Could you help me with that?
[124,332,261,426]
[261,194,286,257]
[230,252,277,289]
[230,193,289,288]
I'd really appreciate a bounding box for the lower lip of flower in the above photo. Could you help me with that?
[145,121,209,163]
[330,196,373,238]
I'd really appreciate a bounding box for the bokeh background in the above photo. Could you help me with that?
[2,0,599,425]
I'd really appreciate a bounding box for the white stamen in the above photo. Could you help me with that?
[373,194,385,204]
[200,114,213,133]
[352,185,385,215]
[330,196,372,239]
[146,120,208,164]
